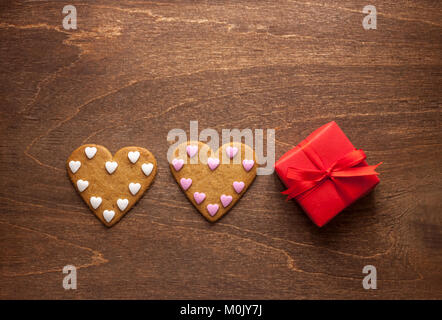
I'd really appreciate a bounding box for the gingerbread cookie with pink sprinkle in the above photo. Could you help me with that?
[169,141,257,222]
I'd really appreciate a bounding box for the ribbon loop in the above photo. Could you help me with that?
[330,149,366,171]
[286,167,326,182]
[283,148,381,200]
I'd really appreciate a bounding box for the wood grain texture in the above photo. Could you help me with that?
[0,0,441,299]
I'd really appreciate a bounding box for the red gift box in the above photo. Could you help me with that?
[275,121,381,227]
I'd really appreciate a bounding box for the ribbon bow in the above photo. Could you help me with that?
[282,148,381,200]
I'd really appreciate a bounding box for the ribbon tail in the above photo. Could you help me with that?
[282,181,319,200]
[331,162,382,177]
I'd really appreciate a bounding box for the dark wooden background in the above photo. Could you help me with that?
[0,0,441,299]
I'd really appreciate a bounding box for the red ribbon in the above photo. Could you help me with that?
[282,148,381,200]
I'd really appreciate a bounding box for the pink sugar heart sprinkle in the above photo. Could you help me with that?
[226,146,238,159]
[242,159,254,172]
[207,204,219,216]
[193,192,206,204]
[207,157,220,171]
[180,178,192,190]
[220,194,233,208]
[172,158,184,171]
[186,145,198,158]
[233,181,245,194]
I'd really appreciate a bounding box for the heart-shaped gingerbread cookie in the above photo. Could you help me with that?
[66,144,157,227]
[170,141,257,222]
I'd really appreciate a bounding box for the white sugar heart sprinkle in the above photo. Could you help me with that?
[128,151,140,164]
[84,147,97,159]
[69,160,81,174]
[76,179,89,192]
[90,196,102,209]
[105,161,118,174]
[117,199,129,211]
[129,182,141,195]
[141,163,154,176]
[103,210,115,223]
